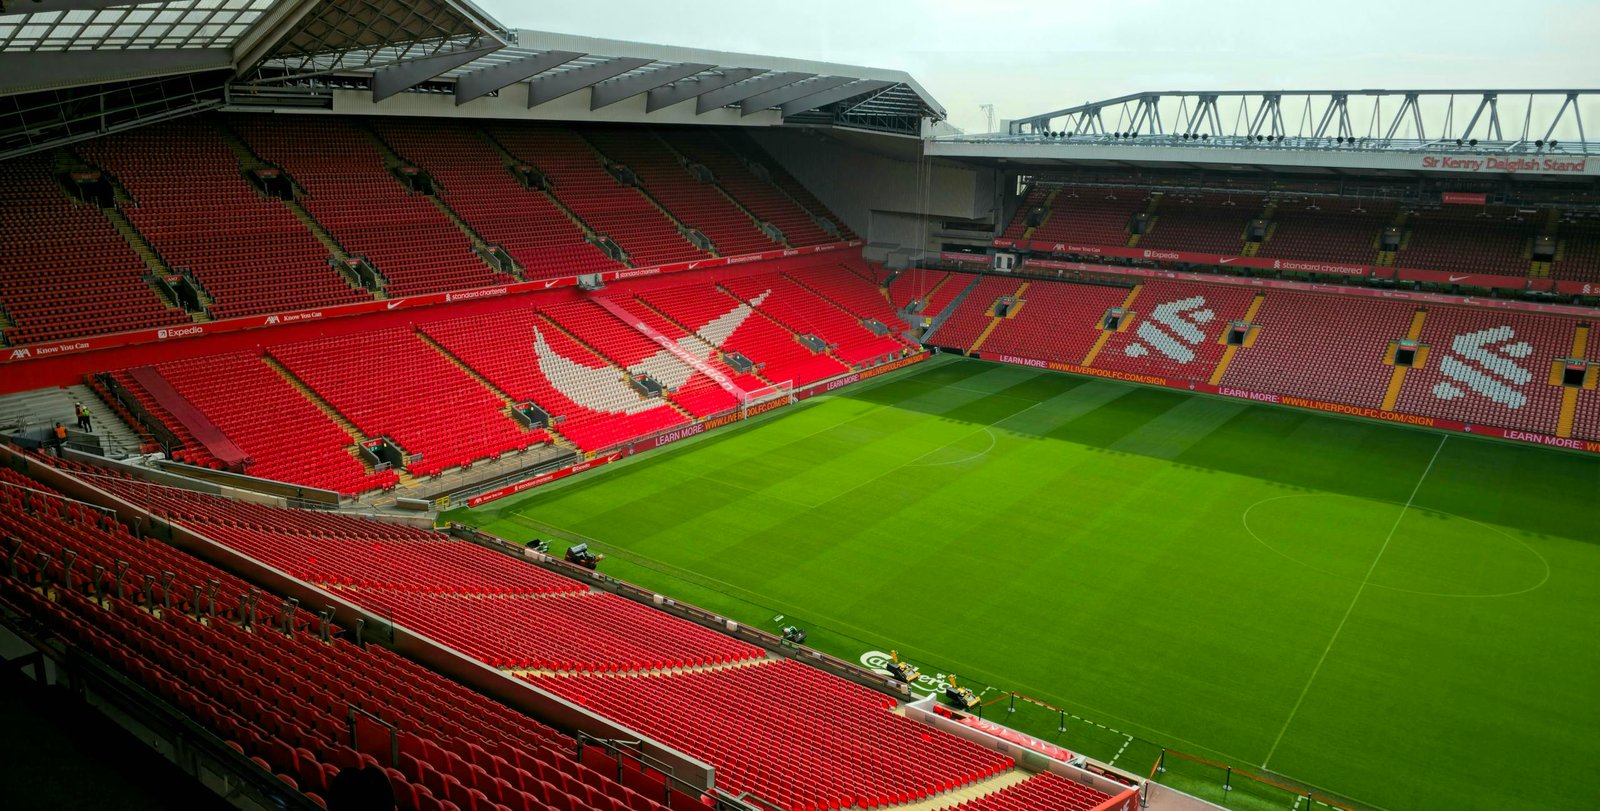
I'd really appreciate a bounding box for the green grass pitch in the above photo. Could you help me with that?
[449,355,1600,811]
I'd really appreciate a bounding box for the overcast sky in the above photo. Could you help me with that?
[475,0,1598,135]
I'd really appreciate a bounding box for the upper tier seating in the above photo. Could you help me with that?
[487,124,708,268]
[150,352,396,495]
[0,156,185,345]
[1256,198,1393,265]
[233,116,510,297]
[928,275,1025,351]
[978,280,1129,365]
[721,272,906,366]
[342,589,765,672]
[540,299,742,418]
[1219,293,1418,409]
[583,131,777,258]
[1029,187,1149,247]
[268,327,543,475]
[662,131,836,246]
[1551,216,1600,283]
[0,468,667,811]
[786,262,904,327]
[949,771,1113,811]
[757,154,858,241]
[1395,307,1574,435]
[1002,187,1052,239]
[640,283,849,386]
[1395,206,1536,274]
[81,123,367,320]
[892,270,962,316]
[1137,193,1254,254]
[372,120,623,281]
[419,308,687,452]
[535,660,1014,811]
[1091,281,1258,380]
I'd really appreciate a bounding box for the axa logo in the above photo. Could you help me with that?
[1431,325,1534,409]
[264,315,280,325]
[1123,295,1214,364]
[8,348,31,360]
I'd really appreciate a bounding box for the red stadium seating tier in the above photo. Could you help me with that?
[948,771,1113,811]
[418,308,689,452]
[1137,193,1255,255]
[0,470,668,811]
[1090,281,1259,380]
[1219,293,1419,409]
[150,352,397,495]
[602,295,770,406]
[1255,198,1394,265]
[371,120,624,281]
[756,155,858,241]
[1574,326,1600,442]
[539,299,743,418]
[341,589,766,672]
[1001,187,1051,239]
[929,275,1025,351]
[1394,307,1575,435]
[660,131,838,246]
[786,262,904,327]
[978,281,1130,365]
[79,122,369,320]
[720,272,907,367]
[0,156,187,346]
[486,124,710,268]
[109,369,208,464]
[892,269,962,316]
[1551,217,1600,282]
[582,131,779,258]
[230,116,512,298]
[1394,206,1537,274]
[1029,187,1150,247]
[267,327,544,476]
[639,283,850,387]
[534,660,1014,811]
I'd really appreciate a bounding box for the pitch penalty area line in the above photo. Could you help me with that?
[1260,435,1448,770]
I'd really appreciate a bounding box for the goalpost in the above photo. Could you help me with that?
[739,379,796,414]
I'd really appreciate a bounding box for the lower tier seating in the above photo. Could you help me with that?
[0,467,666,811]
[1575,328,1600,442]
[978,281,1128,365]
[786,262,904,327]
[1220,294,1417,408]
[929,275,1026,351]
[641,284,849,387]
[342,590,766,672]
[1395,307,1575,435]
[721,272,906,366]
[950,772,1113,811]
[1090,281,1258,380]
[535,660,1014,811]
[268,328,546,476]
[149,352,396,495]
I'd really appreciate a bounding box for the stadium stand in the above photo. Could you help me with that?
[1255,198,1393,265]
[929,275,1026,351]
[1137,193,1253,254]
[1393,307,1574,435]
[535,660,1014,810]
[720,272,906,366]
[1393,206,1537,274]
[418,307,689,452]
[947,771,1113,811]
[232,116,511,298]
[487,124,710,268]
[1574,327,1600,441]
[0,156,187,346]
[1551,216,1600,282]
[661,131,838,247]
[1027,187,1148,246]
[371,120,625,281]
[1218,293,1419,408]
[641,283,850,386]
[785,262,905,329]
[0,467,671,811]
[1090,281,1258,379]
[583,130,778,258]
[79,122,368,320]
[267,327,544,476]
[1002,187,1051,240]
[977,280,1130,365]
[144,352,397,495]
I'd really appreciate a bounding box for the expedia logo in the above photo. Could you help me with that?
[1142,249,1181,260]
[157,326,205,340]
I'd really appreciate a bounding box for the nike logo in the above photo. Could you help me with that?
[1218,257,1235,264]
[386,300,403,310]
[1448,275,1470,282]
[544,280,560,288]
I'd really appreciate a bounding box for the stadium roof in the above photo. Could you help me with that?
[0,0,943,159]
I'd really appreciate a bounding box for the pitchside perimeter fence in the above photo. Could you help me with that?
[523,527,1376,811]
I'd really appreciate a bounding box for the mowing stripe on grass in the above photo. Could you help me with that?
[1261,435,1450,770]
